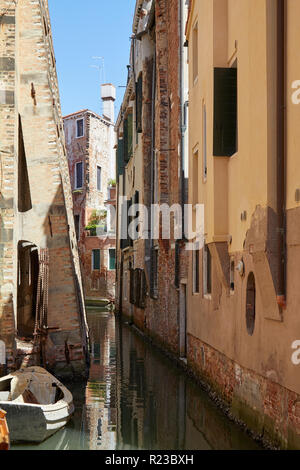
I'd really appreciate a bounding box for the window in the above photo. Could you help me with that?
[213,67,237,156]
[136,74,143,133]
[193,150,199,205]
[192,23,198,83]
[109,249,116,270]
[203,103,207,181]
[74,214,80,240]
[76,119,84,138]
[246,272,256,336]
[92,249,100,271]
[97,165,102,191]
[203,245,212,296]
[75,161,83,189]
[193,248,200,294]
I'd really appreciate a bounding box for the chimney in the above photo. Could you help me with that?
[101,83,116,123]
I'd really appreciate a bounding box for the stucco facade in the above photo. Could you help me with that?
[186,0,300,449]
[0,0,88,378]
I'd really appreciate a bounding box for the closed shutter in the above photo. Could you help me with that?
[213,67,237,157]
[117,138,125,181]
[109,249,116,270]
[136,75,143,133]
[124,112,133,163]
[92,249,100,270]
[76,162,83,189]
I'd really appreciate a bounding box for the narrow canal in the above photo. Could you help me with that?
[12,308,260,450]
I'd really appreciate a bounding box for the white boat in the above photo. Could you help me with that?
[0,366,74,443]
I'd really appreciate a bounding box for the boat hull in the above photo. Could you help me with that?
[0,367,74,443]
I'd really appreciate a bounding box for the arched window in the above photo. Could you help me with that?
[246,272,256,336]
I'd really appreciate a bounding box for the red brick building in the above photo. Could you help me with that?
[115,0,189,356]
[64,90,117,304]
[0,0,88,378]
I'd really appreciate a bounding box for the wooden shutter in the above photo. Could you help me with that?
[76,162,83,188]
[109,249,116,270]
[92,249,100,270]
[123,112,133,163]
[213,68,237,157]
[136,75,143,133]
[117,138,125,181]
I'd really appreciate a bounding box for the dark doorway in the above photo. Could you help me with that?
[17,241,39,338]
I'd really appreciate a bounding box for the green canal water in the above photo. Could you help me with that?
[12,308,261,450]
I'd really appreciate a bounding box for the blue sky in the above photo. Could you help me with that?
[48,0,136,118]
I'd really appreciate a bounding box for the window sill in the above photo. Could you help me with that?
[204,294,212,300]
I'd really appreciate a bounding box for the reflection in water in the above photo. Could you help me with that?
[12,308,260,450]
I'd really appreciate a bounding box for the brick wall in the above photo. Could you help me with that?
[0,0,88,378]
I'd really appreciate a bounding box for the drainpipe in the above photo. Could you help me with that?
[276,0,286,309]
[179,0,188,238]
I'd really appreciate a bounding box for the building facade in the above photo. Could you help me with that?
[64,89,117,304]
[115,0,189,356]
[186,0,300,449]
[0,0,88,378]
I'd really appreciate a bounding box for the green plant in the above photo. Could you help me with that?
[85,210,107,236]
[108,178,116,187]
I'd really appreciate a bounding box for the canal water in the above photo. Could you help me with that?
[12,308,260,450]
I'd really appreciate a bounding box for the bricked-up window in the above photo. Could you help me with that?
[192,23,198,83]
[246,272,256,336]
[109,249,116,270]
[97,165,102,191]
[213,67,237,156]
[75,161,83,189]
[136,74,143,133]
[76,118,84,138]
[92,249,101,271]
[193,248,200,294]
[203,245,212,296]
[124,112,133,163]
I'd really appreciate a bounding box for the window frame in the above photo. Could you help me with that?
[75,161,84,189]
[92,249,101,271]
[76,118,84,138]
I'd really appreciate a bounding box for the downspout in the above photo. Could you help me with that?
[276,0,286,309]
[179,0,188,237]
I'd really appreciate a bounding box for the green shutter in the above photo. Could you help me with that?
[136,75,143,133]
[109,249,116,270]
[92,249,100,270]
[117,138,124,181]
[213,67,237,157]
[127,112,133,159]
